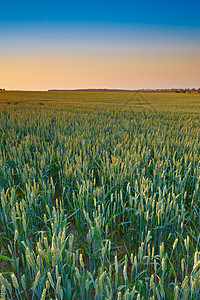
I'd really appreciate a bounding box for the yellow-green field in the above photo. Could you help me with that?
[0,91,200,299]
[1,91,200,112]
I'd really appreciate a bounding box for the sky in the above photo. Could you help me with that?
[0,0,200,90]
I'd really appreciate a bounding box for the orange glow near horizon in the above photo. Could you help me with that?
[1,24,199,90]
[1,50,199,90]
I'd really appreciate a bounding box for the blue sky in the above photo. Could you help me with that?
[0,0,199,90]
[1,0,200,27]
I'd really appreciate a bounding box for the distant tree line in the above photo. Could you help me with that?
[48,88,200,93]
[174,88,200,94]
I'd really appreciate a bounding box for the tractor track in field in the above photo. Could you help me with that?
[83,91,157,116]
[122,92,157,115]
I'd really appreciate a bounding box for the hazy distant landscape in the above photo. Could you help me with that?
[0,91,200,299]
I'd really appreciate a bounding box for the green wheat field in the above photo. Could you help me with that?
[0,91,200,299]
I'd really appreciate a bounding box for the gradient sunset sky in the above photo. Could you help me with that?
[1,0,200,90]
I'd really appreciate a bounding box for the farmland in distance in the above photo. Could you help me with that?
[0,91,200,299]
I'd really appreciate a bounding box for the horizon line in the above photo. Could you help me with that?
[1,87,200,92]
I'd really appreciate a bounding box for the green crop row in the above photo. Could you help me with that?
[0,91,200,299]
